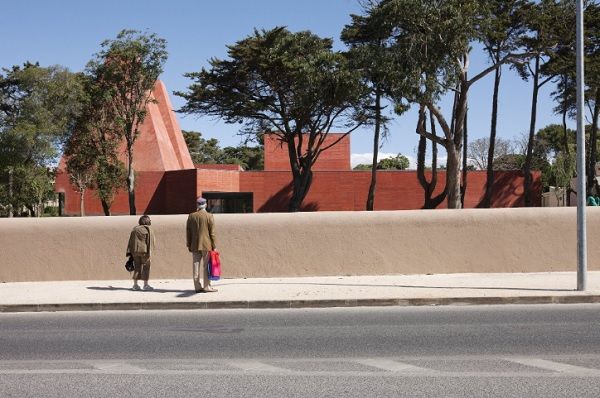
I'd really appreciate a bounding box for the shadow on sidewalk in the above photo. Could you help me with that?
[215,282,574,292]
[86,286,198,297]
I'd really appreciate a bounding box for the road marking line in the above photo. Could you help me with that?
[355,358,428,373]
[87,362,146,374]
[228,360,291,373]
[506,358,600,375]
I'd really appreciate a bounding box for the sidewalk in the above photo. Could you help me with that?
[2,272,600,313]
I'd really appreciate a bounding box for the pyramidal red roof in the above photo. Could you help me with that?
[58,80,194,172]
[134,80,194,171]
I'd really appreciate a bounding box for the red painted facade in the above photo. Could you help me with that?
[239,169,538,212]
[55,82,541,216]
[56,155,541,216]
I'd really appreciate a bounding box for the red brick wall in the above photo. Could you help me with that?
[164,169,198,214]
[56,166,541,215]
[264,133,351,171]
[197,169,241,193]
[196,164,243,171]
[240,170,541,212]
[55,171,167,216]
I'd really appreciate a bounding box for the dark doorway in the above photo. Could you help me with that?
[202,192,253,213]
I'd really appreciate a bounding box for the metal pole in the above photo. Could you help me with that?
[576,0,587,291]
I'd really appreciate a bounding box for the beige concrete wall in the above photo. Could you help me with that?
[1,208,599,282]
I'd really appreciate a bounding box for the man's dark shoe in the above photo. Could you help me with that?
[195,289,204,293]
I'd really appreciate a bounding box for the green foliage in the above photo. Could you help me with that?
[377,154,410,170]
[535,124,576,157]
[221,145,264,170]
[43,205,59,217]
[177,27,366,211]
[94,159,126,208]
[341,6,405,130]
[87,30,168,142]
[87,29,168,214]
[548,151,576,190]
[182,130,263,170]
[0,63,85,216]
[178,27,365,138]
[515,0,574,82]
[358,0,512,208]
[353,154,410,170]
[479,0,530,58]
[0,64,85,166]
[353,164,372,171]
[366,0,485,104]
[64,73,126,214]
[1,165,56,216]
[493,153,526,170]
[183,130,223,164]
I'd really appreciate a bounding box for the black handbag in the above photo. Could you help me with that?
[125,256,135,272]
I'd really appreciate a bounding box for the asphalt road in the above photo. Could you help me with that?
[1,304,600,397]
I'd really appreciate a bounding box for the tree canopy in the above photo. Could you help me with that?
[182,130,264,170]
[87,29,168,215]
[354,153,410,171]
[0,63,84,216]
[178,27,367,211]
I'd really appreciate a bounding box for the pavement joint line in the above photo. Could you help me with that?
[3,294,600,313]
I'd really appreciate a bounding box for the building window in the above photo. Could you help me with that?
[203,192,253,213]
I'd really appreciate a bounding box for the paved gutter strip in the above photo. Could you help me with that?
[2,294,600,313]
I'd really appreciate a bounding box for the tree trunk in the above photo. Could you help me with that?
[101,199,111,216]
[446,147,462,209]
[587,92,600,195]
[417,135,429,203]
[524,56,540,207]
[427,94,464,209]
[427,112,446,208]
[366,89,382,211]
[79,190,85,217]
[447,79,468,209]
[483,65,502,208]
[289,168,313,212]
[287,140,313,212]
[416,111,446,209]
[7,167,13,218]
[126,145,136,215]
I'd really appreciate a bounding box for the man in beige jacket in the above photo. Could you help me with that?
[186,197,217,293]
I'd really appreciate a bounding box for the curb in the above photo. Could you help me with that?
[2,294,600,313]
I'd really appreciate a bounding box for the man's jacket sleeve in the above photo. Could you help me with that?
[209,215,216,250]
[186,215,192,250]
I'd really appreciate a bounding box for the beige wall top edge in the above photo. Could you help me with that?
[0,207,593,228]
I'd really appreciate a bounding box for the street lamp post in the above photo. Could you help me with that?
[576,0,587,291]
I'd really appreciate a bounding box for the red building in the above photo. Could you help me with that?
[55,82,541,215]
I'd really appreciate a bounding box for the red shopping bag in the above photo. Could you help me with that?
[209,250,221,281]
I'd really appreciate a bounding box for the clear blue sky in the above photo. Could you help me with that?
[2,0,565,167]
